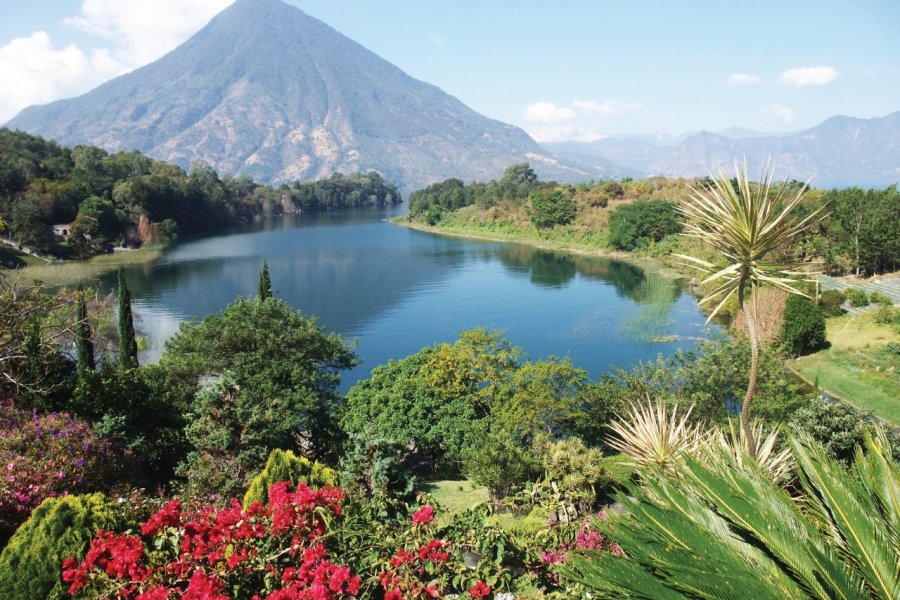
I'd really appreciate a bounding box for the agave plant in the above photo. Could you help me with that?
[562,429,900,599]
[606,401,706,478]
[677,162,825,456]
[709,418,793,484]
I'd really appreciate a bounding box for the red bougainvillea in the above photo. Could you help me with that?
[62,482,359,599]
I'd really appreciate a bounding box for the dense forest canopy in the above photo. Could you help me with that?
[0,129,401,258]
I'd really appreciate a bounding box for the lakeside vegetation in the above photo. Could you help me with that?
[0,129,401,262]
[0,147,898,598]
[1,246,898,597]
[405,163,900,420]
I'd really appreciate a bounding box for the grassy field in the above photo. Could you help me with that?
[0,245,48,268]
[9,245,163,288]
[419,480,490,518]
[791,311,900,425]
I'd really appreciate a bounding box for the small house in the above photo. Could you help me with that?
[52,223,72,240]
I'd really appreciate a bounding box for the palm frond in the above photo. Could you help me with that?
[790,432,900,599]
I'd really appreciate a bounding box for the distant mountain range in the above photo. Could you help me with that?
[5,0,590,191]
[544,112,900,188]
[5,0,898,190]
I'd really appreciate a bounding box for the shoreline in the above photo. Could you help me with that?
[11,244,164,288]
[389,217,689,280]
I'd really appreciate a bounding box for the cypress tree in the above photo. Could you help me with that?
[74,285,94,376]
[258,259,272,300]
[117,269,138,369]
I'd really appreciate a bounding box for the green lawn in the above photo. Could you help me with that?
[790,312,899,425]
[418,480,490,518]
[14,245,162,287]
[0,245,47,268]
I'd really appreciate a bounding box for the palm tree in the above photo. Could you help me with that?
[676,162,823,456]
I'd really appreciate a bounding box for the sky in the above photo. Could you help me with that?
[1,0,899,142]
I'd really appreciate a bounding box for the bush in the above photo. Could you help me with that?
[779,295,827,356]
[607,200,682,251]
[61,483,361,599]
[243,449,336,509]
[869,291,893,306]
[338,432,417,500]
[529,188,576,229]
[0,494,119,600]
[540,437,606,512]
[818,289,846,316]
[874,305,899,326]
[0,403,129,538]
[463,430,541,503]
[845,287,869,307]
[789,397,871,465]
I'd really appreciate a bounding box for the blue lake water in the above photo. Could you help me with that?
[104,206,719,390]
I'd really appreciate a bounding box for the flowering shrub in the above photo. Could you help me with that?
[62,482,360,599]
[0,402,127,535]
[378,504,493,599]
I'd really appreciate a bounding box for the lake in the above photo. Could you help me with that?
[103,206,720,390]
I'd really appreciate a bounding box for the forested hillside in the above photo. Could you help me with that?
[408,163,900,277]
[0,129,401,258]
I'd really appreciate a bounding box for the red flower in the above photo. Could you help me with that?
[411,505,434,525]
[470,581,491,599]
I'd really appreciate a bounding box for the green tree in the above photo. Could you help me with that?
[677,163,824,455]
[499,162,538,199]
[258,259,272,300]
[74,285,94,376]
[529,187,577,229]
[493,357,586,439]
[779,294,827,356]
[159,297,356,464]
[608,200,682,251]
[116,268,138,369]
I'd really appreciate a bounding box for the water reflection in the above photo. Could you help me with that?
[101,208,719,387]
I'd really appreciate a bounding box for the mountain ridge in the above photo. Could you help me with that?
[543,111,900,187]
[6,0,596,191]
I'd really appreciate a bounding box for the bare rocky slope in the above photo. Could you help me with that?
[6,0,599,191]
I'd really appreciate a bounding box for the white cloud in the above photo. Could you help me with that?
[725,73,761,86]
[526,125,606,143]
[760,103,796,123]
[777,66,838,88]
[573,99,639,115]
[64,0,235,66]
[0,31,126,122]
[523,101,576,124]
[0,0,234,123]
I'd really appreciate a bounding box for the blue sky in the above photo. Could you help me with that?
[1,0,898,141]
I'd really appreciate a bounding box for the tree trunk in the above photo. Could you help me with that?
[738,274,758,459]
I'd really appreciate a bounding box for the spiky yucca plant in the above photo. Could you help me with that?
[709,419,793,484]
[678,162,825,456]
[563,430,899,599]
[606,401,706,478]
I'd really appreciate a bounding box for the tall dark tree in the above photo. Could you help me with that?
[258,260,272,301]
[116,269,138,369]
[75,285,94,376]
